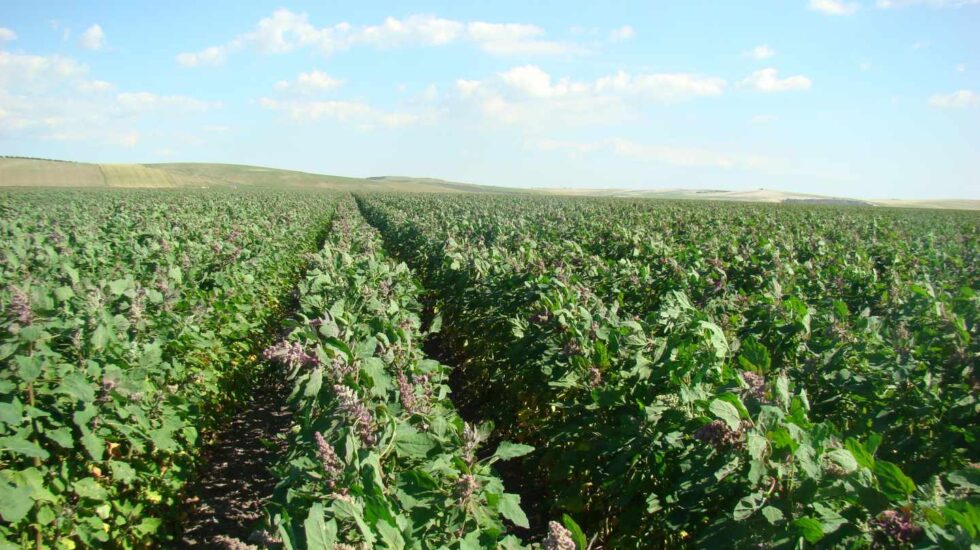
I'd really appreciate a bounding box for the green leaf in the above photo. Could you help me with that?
[734,492,765,521]
[376,519,405,550]
[498,493,529,529]
[54,286,75,301]
[0,480,33,523]
[303,503,336,550]
[0,436,50,460]
[305,367,323,398]
[874,461,916,500]
[709,399,742,431]
[57,373,96,402]
[562,514,587,550]
[490,441,534,463]
[823,449,858,475]
[80,430,104,461]
[792,517,825,543]
[844,437,875,470]
[762,506,784,525]
[73,477,107,501]
[393,425,436,459]
[109,460,137,484]
[738,337,771,373]
[108,278,130,296]
[46,427,74,449]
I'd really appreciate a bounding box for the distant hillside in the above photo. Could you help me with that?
[0,157,513,193]
[1,156,975,209]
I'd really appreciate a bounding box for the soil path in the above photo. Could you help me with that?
[176,372,292,548]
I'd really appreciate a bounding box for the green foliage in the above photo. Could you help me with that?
[357,193,979,548]
[0,188,335,547]
[263,199,534,548]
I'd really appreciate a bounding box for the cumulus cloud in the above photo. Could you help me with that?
[740,68,812,92]
[0,27,16,42]
[749,45,775,60]
[0,48,221,147]
[177,10,583,67]
[928,90,979,108]
[78,24,106,50]
[454,65,725,128]
[809,0,860,15]
[274,70,344,93]
[0,50,88,90]
[609,25,635,42]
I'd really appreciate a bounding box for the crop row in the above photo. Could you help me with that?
[357,194,978,548]
[260,198,580,549]
[0,189,336,548]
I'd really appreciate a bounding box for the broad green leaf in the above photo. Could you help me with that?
[490,441,534,463]
[393,425,436,459]
[709,399,742,431]
[792,517,825,543]
[73,478,107,501]
[498,493,529,529]
[303,503,336,550]
[762,506,784,525]
[0,480,33,523]
[0,436,49,460]
[874,461,916,500]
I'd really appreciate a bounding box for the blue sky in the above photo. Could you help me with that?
[1,1,977,198]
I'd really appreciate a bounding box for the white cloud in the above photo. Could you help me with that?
[750,45,775,60]
[809,0,860,15]
[928,90,979,108]
[740,68,812,92]
[752,114,777,123]
[274,70,344,93]
[177,46,233,67]
[0,51,88,90]
[177,10,583,66]
[0,27,16,42]
[456,65,725,128]
[876,0,980,7]
[609,25,635,42]
[0,49,222,147]
[465,22,582,55]
[76,79,115,93]
[78,24,106,50]
[455,79,482,97]
[912,40,929,50]
[956,63,967,73]
[594,70,727,101]
[258,97,420,128]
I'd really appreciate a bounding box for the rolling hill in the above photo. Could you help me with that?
[1,156,976,209]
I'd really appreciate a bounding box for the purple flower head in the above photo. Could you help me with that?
[333,385,376,447]
[314,431,342,488]
[741,371,767,401]
[397,369,416,414]
[9,287,32,325]
[694,419,748,449]
[455,474,479,504]
[872,509,921,544]
[543,521,576,550]
[263,341,319,370]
